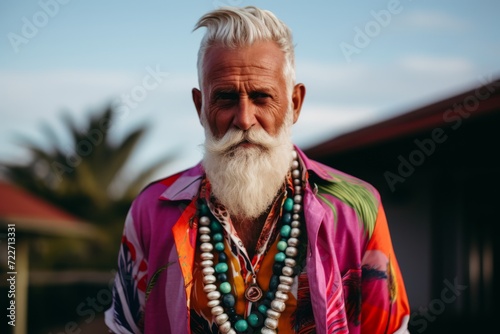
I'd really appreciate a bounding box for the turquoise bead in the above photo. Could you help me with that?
[219,282,231,294]
[210,220,222,232]
[274,252,286,262]
[277,240,287,251]
[215,262,228,273]
[234,319,248,332]
[213,233,223,242]
[269,275,279,290]
[258,304,268,314]
[280,225,291,238]
[214,242,225,252]
[198,202,209,215]
[248,312,264,327]
[222,293,235,307]
[247,313,259,327]
[284,198,294,212]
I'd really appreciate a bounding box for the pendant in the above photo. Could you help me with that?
[245,283,263,302]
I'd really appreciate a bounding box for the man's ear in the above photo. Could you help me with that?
[291,83,306,124]
[192,88,203,123]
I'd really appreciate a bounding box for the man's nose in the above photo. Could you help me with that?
[232,97,257,131]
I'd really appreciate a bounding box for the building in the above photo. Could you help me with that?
[304,78,500,333]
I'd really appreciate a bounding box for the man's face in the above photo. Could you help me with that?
[193,41,304,143]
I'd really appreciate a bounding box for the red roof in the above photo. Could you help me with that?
[0,180,97,237]
[305,78,500,157]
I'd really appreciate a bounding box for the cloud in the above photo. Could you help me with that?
[293,104,377,149]
[398,55,474,74]
[0,69,133,120]
[397,10,470,31]
[0,68,196,162]
[296,56,479,110]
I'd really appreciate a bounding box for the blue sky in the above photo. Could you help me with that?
[1,0,499,185]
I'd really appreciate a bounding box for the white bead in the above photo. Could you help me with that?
[292,214,300,220]
[207,299,220,308]
[215,313,229,325]
[211,305,224,316]
[201,260,214,268]
[200,252,214,260]
[284,258,296,267]
[292,169,300,179]
[285,246,298,257]
[293,203,301,213]
[261,328,277,334]
[226,330,236,334]
[271,300,286,312]
[200,242,213,252]
[199,234,211,243]
[199,216,210,225]
[294,195,302,203]
[293,178,301,185]
[291,220,300,228]
[277,283,292,293]
[266,308,281,319]
[294,186,302,195]
[287,237,299,247]
[207,290,221,300]
[275,290,289,301]
[290,227,301,238]
[203,284,217,293]
[282,266,294,276]
[265,317,279,329]
[279,276,294,285]
[292,150,297,159]
[218,321,232,333]
[292,160,299,169]
[199,226,210,234]
[203,275,216,284]
[202,267,215,275]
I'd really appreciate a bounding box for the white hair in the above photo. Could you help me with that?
[193,6,296,93]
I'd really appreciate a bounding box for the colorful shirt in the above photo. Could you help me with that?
[105,146,410,333]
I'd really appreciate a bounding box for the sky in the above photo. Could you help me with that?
[1,0,499,187]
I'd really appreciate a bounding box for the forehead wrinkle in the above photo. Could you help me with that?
[207,63,279,88]
[207,62,279,79]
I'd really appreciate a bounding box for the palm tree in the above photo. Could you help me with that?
[1,105,177,269]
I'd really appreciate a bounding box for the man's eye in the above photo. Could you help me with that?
[250,92,271,100]
[216,92,238,101]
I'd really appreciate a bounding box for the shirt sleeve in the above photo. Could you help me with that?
[360,204,410,334]
[105,208,148,334]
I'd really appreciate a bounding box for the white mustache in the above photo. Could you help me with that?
[204,127,282,155]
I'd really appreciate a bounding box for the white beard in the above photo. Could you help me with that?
[202,111,294,220]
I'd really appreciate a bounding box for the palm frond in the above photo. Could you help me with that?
[121,151,179,202]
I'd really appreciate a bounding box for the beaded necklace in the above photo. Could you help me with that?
[197,150,303,334]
